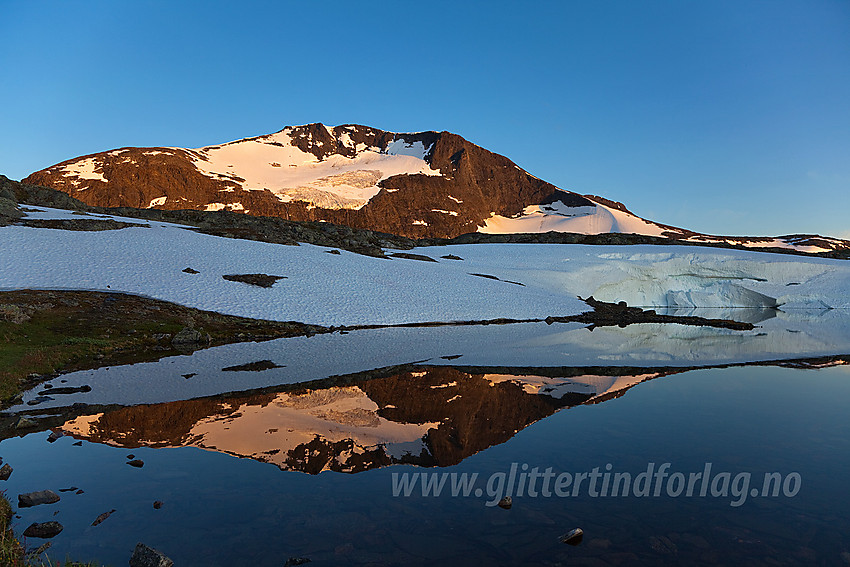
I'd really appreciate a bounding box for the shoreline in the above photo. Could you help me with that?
[0,289,758,412]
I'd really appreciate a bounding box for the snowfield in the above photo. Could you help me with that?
[479,200,669,236]
[1,207,849,327]
[477,200,846,254]
[186,128,440,210]
[52,127,442,211]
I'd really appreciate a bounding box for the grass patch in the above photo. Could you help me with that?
[0,290,326,406]
[60,338,111,347]
[1,492,24,566]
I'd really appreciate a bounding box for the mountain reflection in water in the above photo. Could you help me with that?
[59,366,664,474]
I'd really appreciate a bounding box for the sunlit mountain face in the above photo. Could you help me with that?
[21,123,850,252]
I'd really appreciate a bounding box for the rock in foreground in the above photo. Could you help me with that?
[23,521,63,538]
[129,543,174,567]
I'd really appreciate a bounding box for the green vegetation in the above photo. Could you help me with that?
[1,493,24,566]
[0,290,326,406]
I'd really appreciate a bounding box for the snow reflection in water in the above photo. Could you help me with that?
[14,308,850,410]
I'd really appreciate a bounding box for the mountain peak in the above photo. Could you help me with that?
[23,124,557,237]
[20,124,850,253]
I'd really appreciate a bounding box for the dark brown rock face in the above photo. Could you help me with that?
[360,131,566,238]
[24,147,227,209]
[23,124,574,238]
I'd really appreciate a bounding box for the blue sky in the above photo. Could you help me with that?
[1,1,848,237]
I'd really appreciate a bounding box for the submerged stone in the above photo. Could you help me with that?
[91,509,116,526]
[560,527,583,546]
[39,385,91,395]
[18,490,60,507]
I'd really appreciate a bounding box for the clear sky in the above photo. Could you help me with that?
[1,0,848,238]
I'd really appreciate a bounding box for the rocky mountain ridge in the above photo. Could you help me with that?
[25,123,561,239]
[18,124,850,253]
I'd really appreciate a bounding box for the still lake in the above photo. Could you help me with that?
[2,313,849,566]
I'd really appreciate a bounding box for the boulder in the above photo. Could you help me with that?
[560,527,584,546]
[18,490,60,507]
[23,521,63,538]
[171,327,210,346]
[15,416,38,429]
[222,273,285,288]
[129,543,174,567]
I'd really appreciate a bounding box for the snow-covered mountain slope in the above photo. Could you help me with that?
[23,123,850,251]
[680,233,850,254]
[479,199,671,237]
[2,206,849,328]
[477,194,850,254]
[33,125,440,211]
[23,123,555,238]
[185,128,441,210]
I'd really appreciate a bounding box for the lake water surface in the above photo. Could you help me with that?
[2,313,849,566]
